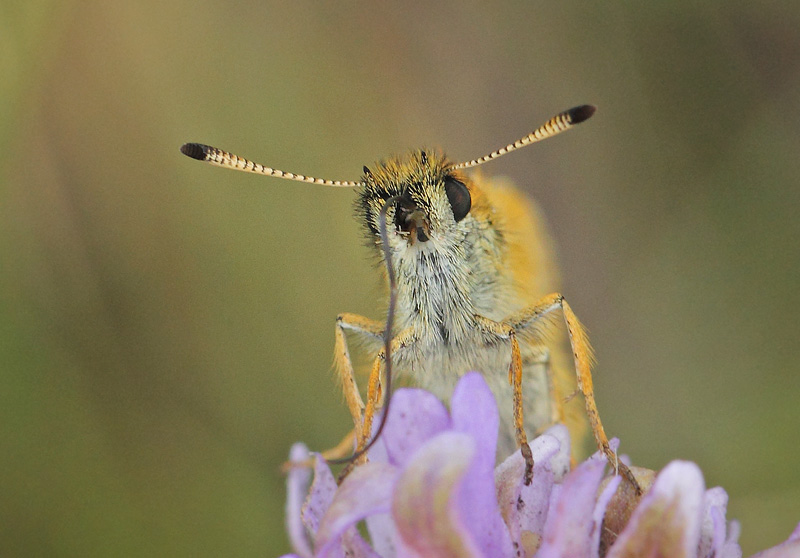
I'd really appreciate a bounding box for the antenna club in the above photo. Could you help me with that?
[567,105,597,125]
[180,143,208,161]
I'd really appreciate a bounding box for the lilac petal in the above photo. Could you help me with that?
[450,372,515,557]
[367,410,390,464]
[699,487,731,558]
[495,432,562,551]
[301,455,338,537]
[747,540,800,558]
[591,474,622,553]
[520,434,562,536]
[606,460,705,558]
[792,523,800,541]
[340,528,383,558]
[286,444,314,558]
[315,461,396,558]
[365,512,400,558]
[392,431,483,558]
[451,372,500,463]
[364,426,403,557]
[537,454,608,558]
[543,424,571,481]
[494,449,526,546]
[721,520,742,558]
[728,520,742,548]
[720,540,743,558]
[380,387,451,467]
[747,523,800,558]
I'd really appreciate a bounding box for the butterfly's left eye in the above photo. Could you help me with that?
[444,177,471,222]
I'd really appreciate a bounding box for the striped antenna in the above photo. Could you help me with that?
[180,143,363,188]
[452,105,596,170]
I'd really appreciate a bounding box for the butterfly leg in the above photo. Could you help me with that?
[327,313,384,459]
[474,316,535,485]
[509,293,641,494]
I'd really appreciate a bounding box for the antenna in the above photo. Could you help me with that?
[180,143,363,188]
[452,105,596,170]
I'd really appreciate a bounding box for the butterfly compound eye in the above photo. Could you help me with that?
[444,177,471,222]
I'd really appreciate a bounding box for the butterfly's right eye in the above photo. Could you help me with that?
[444,177,471,222]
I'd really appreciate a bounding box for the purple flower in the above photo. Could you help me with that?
[281,373,800,558]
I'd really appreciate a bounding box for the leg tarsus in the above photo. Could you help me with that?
[509,332,535,485]
[521,442,534,485]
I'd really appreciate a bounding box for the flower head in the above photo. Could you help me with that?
[282,373,800,558]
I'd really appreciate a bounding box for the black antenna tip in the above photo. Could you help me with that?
[180,143,208,161]
[567,105,597,125]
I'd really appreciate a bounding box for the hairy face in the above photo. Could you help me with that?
[356,150,472,248]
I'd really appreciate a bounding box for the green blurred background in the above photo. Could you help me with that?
[2,2,799,556]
